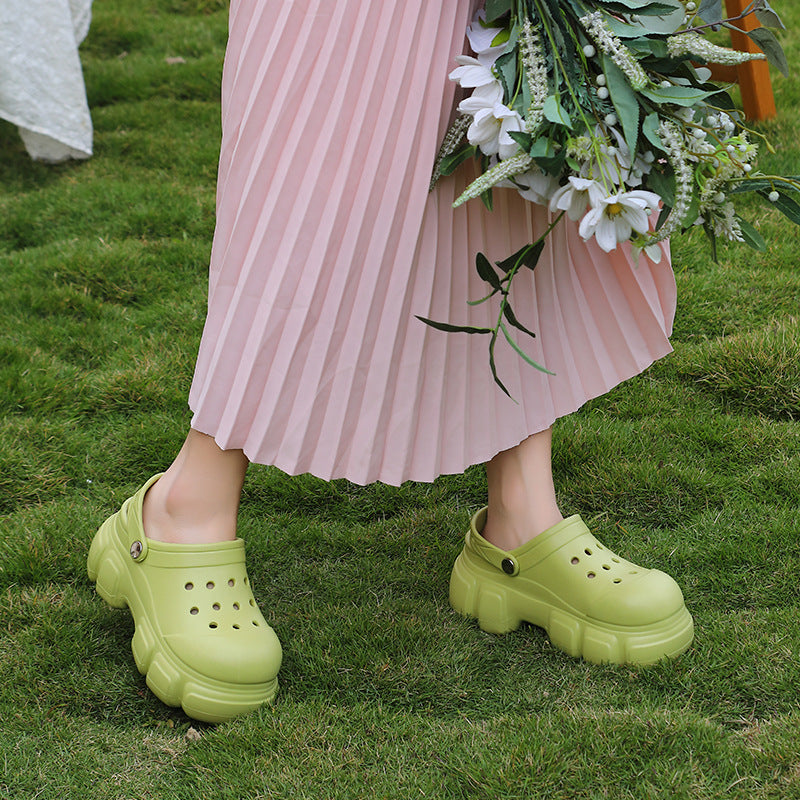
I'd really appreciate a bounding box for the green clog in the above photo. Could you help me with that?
[87,475,282,722]
[450,508,693,664]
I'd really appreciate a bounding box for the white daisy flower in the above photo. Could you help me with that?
[514,166,561,205]
[548,177,606,221]
[467,11,507,67]
[449,55,497,89]
[579,190,661,252]
[457,79,504,114]
[466,103,524,159]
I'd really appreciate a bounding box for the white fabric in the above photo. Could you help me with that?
[0,0,93,162]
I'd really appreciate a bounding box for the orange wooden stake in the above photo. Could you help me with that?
[707,0,777,120]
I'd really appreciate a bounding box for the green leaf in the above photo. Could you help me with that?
[745,27,789,77]
[480,187,494,212]
[519,240,546,271]
[729,180,771,194]
[598,0,681,14]
[503,20,520,56]
[438,145,476,177]
[697,0,723,24]
[604,18,653,39]
[604,57,640,157]
[624,36,669,58]
[475,253,502,291]
[494,50,518,102]
[703,223,719,263]
[630,2,685,34]
[755,1,786,31]
[415,316,492,335]
[773,177,800,192]
[502,304,537,339]
[647,169,676,207]
[490,28,511,48]
[707,86,737,112]
[655,204,672,231]
[499,324,555,375]
[494,250,522,274]
[494,241,546,273]
[604,3,683,37]
[484,0,512,23]
[737,217,767,252]
[640,85,718,106]
[758,190,800,225]
[642,112,663,151]
[729,176,800,194]
[507,130,534,152]
[530,137,558,158]
[488,334,512,399]
[543,95,573,129]
[467,290,500,306]
[529,135,566,174]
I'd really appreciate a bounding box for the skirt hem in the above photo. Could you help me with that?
[189,342,672,486]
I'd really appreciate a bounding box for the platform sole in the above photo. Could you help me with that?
[450,553,694,665]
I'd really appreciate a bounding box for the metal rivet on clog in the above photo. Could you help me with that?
[501,558,516,575]
[130,541,143,560]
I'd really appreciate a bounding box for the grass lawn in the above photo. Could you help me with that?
[1,1,799,798]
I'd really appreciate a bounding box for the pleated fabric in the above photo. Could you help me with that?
[188,0,677,486]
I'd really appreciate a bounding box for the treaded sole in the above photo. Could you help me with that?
[88,513,279,723]
[449,552,694,665]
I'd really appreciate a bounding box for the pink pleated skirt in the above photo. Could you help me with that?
[188,0,677,486]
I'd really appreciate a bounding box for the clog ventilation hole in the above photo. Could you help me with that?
[569,543,639,584]
[183,577,262,630]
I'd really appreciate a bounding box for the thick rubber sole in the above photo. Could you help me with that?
[88,515,278,723]
[449,552,694,665]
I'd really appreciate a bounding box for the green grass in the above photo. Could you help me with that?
[1,2,800,798]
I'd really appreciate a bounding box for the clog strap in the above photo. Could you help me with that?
[115,473,163,563]
[467,508,596,576]
[143,537,248,569]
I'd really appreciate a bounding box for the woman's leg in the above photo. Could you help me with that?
[481,426,564,551]
[142,429,248,544]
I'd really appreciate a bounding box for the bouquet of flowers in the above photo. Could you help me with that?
[423,0,798,396]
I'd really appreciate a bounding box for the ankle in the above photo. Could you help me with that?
[142,475,239,545]
[481,504,564,551]
[484,431,563,550]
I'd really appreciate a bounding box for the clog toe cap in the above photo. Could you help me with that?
[165,625,282,684]
[589,569,686,627]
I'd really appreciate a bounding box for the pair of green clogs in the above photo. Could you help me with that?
[87,478,693,722]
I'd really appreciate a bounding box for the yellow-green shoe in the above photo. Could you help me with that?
[87,475,282,722]
[450,508,693,665]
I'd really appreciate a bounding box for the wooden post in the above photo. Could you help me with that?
[727,0,777,120]
[708,0,777,121]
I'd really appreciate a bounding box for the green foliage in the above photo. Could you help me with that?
[420,238,555,398]
[435,0,797,392]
